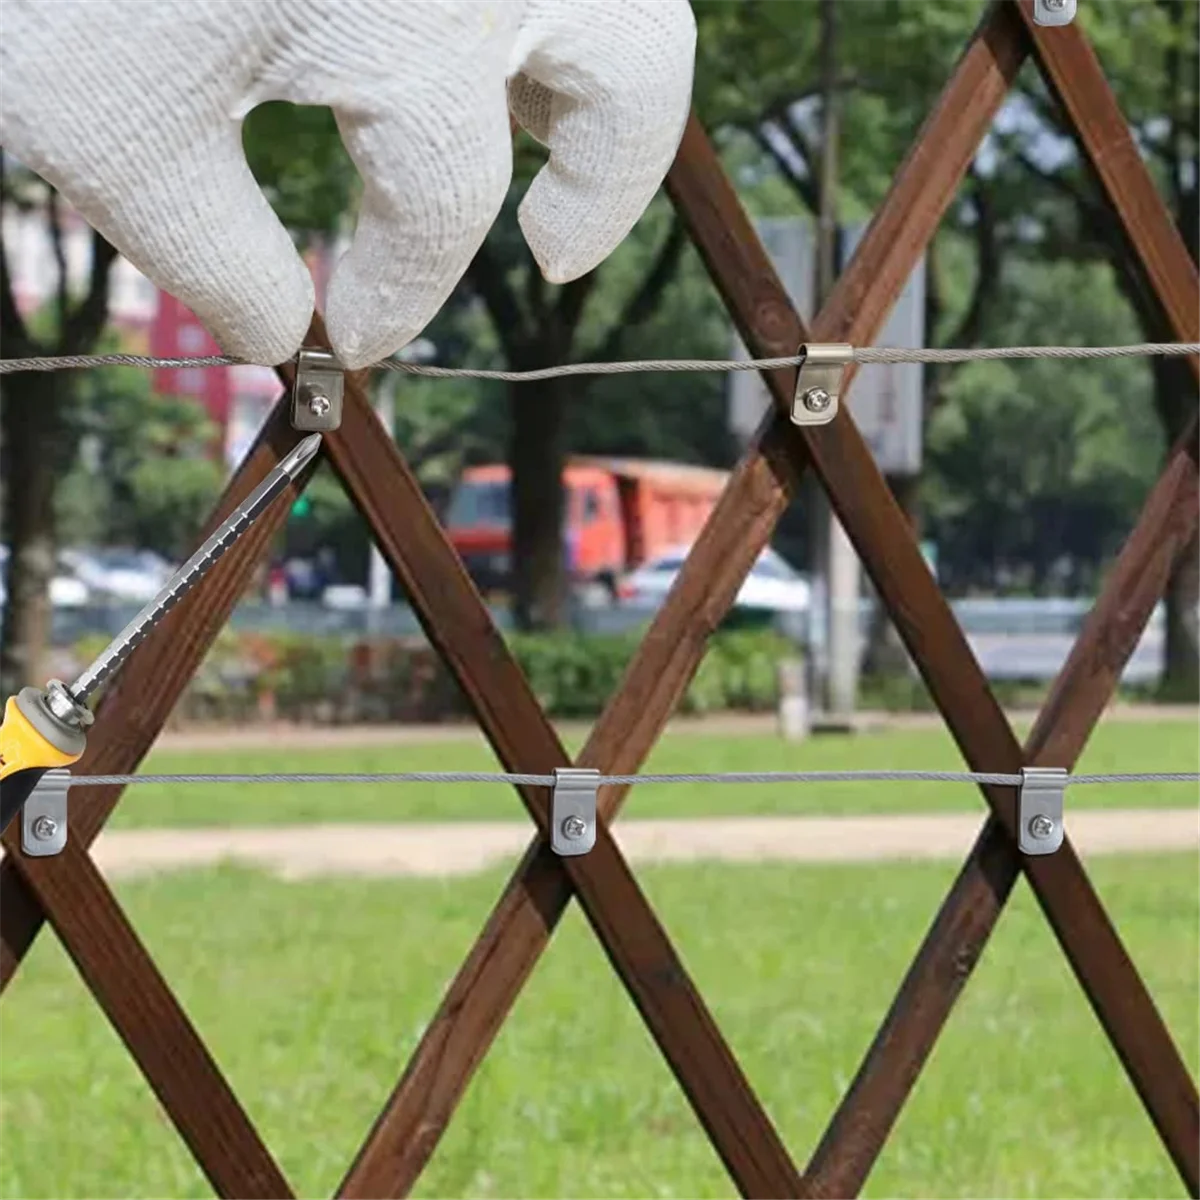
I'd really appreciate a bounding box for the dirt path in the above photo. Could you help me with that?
[70,809,1198,881]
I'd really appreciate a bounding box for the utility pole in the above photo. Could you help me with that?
[815,0,839,313]
[366,338,436,630]
[811,0,861,723]
[366,370,397,623]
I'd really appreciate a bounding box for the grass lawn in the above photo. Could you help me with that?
[97,716,1200,828]
[0,853,1196,1199]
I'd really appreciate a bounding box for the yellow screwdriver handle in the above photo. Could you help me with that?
[0,436,323,836]
[0,692,87,837]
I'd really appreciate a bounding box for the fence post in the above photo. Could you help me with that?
[777,656,810,740]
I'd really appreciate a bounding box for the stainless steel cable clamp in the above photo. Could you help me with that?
[1032,0,1077,27]
[291,348,345,432]
[792,344,851,427]
[550,768,599,857]
[1018,766,1066,855]
[21,768,70,857]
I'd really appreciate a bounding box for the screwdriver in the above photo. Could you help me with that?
[0,433,322,836]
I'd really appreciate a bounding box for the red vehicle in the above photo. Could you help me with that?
[444,456,730,595]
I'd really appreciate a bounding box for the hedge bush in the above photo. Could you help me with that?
[71,626,799,725]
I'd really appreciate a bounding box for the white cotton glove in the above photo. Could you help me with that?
[0,0,695,369]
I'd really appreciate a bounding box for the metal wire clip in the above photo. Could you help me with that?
[1018,766,1066,855]
[792,344,851,427]
[550,768,599,857]
[21,768,70,858]
[1032,0,1077,27]
[291,349,344,432]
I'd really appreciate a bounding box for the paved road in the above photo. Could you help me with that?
[63,809,1199,881]
[969,631,1163,682]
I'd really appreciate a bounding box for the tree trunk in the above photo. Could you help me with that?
[0,372,73,694]
[509,377,568,631]
[1152,355,1199,700]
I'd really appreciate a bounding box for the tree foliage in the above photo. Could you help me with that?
[925,258,1164,593]
[54,357,224,559]
[985,0,1196,693]
[689,0,1196,693]
[0,159,120,690]
[243,103,359,242]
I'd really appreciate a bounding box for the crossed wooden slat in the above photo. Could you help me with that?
[1,2,1196,1196]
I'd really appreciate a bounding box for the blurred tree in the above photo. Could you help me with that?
[121,457,226,560]
[243,103,359,242]
[55,358,224,559]
[569,238,733,469]
[694,0,1198,694]
[691,0,1007,400]
[0,158,118,692]
[1002,0,1199,697]
[692,0,1009,673]
[924,258,1164,592]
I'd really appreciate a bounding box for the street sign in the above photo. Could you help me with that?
[727,217,926,475]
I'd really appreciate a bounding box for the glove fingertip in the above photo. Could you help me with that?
[207,280,316,367]
[517,181,611,285]
[325,279,419,372]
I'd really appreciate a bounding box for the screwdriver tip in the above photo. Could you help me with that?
[282,433,323,477]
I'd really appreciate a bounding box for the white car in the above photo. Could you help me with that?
[619,544,811,613]
[321,584,369,610]
[60,548,173,604]
[0,545,91,608]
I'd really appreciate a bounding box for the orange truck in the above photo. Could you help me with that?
[443,456,730,594]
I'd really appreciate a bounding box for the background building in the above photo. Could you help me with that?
[2,195,325,468]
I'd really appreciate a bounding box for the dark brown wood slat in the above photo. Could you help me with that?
[323,387,562,780]
[1027,421,1200,768]
[673,1,1028,408]
[1015,0,1200,374]
[772,221,1200,1200]
[805,417,1200,1198]
[592,0,1030,778]
[0,833,292,1198]
[0,2,1190,1200]
[336,10,1025,1195]
[1,397,314,991]
[802,10,1200,1186]
[679,23,1200,1197]
[324,384,803,1199]
[568,0,1021,763]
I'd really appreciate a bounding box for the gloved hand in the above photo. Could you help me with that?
[0,0,695,370]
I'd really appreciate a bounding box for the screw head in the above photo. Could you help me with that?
[561,814,588,841]
[31,815,59,842]
[802,386,832,413]
[306,391,331,418]
[1033,0,1074,25]
[1028,813,1056,840]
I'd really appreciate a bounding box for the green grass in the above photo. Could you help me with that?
[1,854,1196,1199]
[100,717,1200,828]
